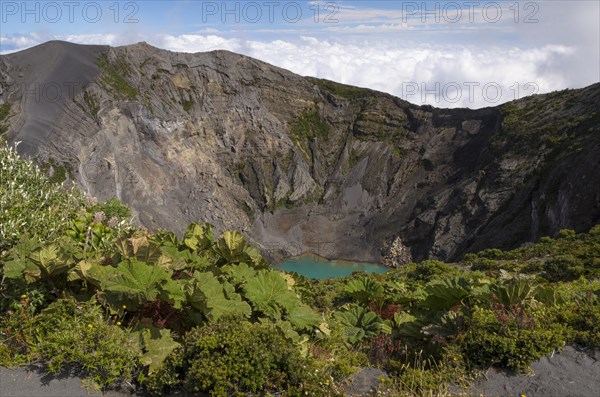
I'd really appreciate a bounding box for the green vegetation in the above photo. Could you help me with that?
[1,138,599,396]
[181,99,193,113]
[83,91,100,117]
[147,317,334,396]
[291,107,330,142]
[346,148,364,173]
[0,141,87,251]
[178,87,194,113]
[310,78,372,100]
[97,55,138,100]
[0,102,12,134]
[498,88,599,154]
[290,106,330,161]
[0,102,11,121]
[40,159,69,185]
[268,196,295,211]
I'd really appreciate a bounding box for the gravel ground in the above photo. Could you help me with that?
[0,365,133,397]
[454,346,600,397]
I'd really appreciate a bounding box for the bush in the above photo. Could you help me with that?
[91,198,131,220]
[462,307,565,372]
[543,255,585,282]
[478,248,505,260]
[469,258,501,271]
[551,302,600,349]
[28,299,140,388]
[522,260,543,273]
[146,317,334,396]
[409,260,455,282]
[0,141,86,252]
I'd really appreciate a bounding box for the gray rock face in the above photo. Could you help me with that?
[1,41,599,264]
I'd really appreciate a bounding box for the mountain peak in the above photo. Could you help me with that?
[1,42,599,263]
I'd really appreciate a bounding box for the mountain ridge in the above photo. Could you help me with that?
[1,41,599,264]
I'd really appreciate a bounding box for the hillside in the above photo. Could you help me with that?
[1,41,599,263]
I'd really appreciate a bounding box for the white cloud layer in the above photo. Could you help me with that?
[1,32,597,109]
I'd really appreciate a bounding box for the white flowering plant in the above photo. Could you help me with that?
[0,141,87,253]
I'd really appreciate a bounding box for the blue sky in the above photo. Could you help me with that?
[1,1,599,108]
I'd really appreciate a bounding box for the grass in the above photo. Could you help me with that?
[97,56,138,100]
[0,102,11,121]
[290,106,330,161]
[291,107,329,141]
[181,99,193,113]
[41,159,69,185]
[346,147,364,173]
[310,78,373,100]
[0,102,12,134]
[497,88,599,156]
[83,91,100,117]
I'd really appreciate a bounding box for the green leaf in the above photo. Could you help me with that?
[243,270,300,318]
[135,325,180,375]
[389,312,424,340]
[135,242,163,265]
[11,238,42,259]
[183,222,214,251]
[213,230,246,262]
[68,258,112,287]
[491,279,536,307]
[213,231,268,268]
[534,285,565,306]
[160,245,212,272]
[159,278,186,309]
[345,278,384,306]
[287,304,322,331]
[270,319,309,355]
[33,245,58,267]
[422,310,461,338]
[187,272,251,321]
[2,258,28,279]
[334,306,383,344]
[102,260,171,311]
[421,277,473,312]
[30,245,72,278]
[385,280,427,305]
[222,262,257,285]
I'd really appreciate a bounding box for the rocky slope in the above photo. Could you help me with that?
[1,41,599,264]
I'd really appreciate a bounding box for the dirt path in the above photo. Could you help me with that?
[0,366,132,397]
[456,346,600,397]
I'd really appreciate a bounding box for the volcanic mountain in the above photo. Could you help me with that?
[1,41,599,264]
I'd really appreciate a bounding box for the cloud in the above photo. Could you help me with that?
[148,34,580,108]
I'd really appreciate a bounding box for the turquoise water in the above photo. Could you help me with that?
[275,254,387,280]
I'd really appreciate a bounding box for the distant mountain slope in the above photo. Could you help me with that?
[1,41,599,263]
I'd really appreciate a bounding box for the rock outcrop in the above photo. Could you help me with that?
[1,41,599,264]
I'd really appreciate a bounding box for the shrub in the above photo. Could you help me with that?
[33,299,141,388]
[543,255,585,282]
[461,307,565,372]
[558,229,577,239]
[522,260,544,273]
[551,302,600,349]
[0,294,38,366]
[90,197,131,220]
[409,260,455,282]
[469,258,501,271]
[146,317,333,396]
[478,248,505,260]
[0,141,86,252]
